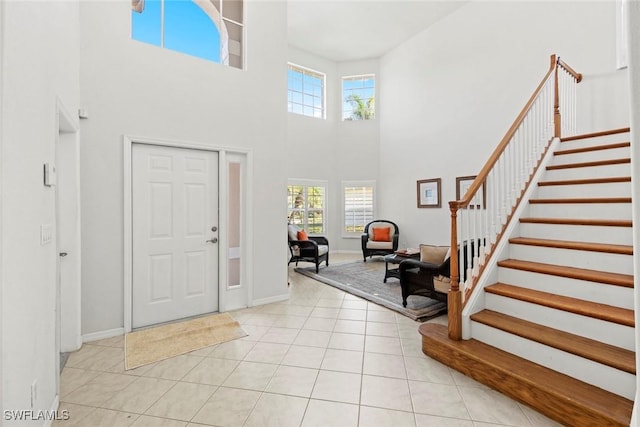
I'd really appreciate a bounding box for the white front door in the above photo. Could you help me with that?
[132,144,219,328]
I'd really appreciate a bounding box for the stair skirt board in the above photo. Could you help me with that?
[535,181,631,198]
[507,245,633,275]
[484,294,635,351]
[518,222,633,246]
[497,269,634,310]
[470,321,635,399]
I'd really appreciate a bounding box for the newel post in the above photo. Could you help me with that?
[552,54,561,138]
[448,201,462,341]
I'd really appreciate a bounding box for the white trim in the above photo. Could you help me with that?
[43,395,60,427]
[82,327,124,343]
[218,150,228,312]
[616,0,629,70]
[251,293,289,306]
[123,135,252,332]
[287,62,326,119]
[0,0,5,412]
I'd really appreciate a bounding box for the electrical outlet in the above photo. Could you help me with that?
[31,380,37,409]
[40,224,53,246]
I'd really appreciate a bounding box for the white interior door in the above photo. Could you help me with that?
[132,144,219,328]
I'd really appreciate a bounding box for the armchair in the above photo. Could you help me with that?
[399,240,479,307]
[361,220,399,262]
[287,224,329,273]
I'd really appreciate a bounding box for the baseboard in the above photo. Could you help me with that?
[82,327,125,343]
[43,395,60,427]
[251,293,289,306]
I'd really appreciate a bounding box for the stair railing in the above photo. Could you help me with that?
[447,54,582,340]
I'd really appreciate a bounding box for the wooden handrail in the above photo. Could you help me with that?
[447,54,582,341]
[450,55,557,211]
[557,57,583,83]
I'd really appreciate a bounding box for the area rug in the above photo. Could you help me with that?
[125,312,247,370]
[295,259,446,321]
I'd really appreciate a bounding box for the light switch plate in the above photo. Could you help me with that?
[41,224,53,246]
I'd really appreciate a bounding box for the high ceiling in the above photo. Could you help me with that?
[287,1,467,62]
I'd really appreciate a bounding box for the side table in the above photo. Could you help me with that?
[383,251,420,283]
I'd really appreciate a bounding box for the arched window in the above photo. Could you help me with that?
[131,0,243,69]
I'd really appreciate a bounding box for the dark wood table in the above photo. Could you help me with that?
[383,251,420,282]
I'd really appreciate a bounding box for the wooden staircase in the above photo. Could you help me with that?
[420,128,635,426]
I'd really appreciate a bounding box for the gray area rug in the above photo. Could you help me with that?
[295,259,446,321]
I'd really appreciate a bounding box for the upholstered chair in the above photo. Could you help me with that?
[361,220,400,261]
[287,223,329,273]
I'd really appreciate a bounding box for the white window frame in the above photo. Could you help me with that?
[342,180,376,238]
[287,63,326,119]
[342,74,375,121]
[287,179,329,235]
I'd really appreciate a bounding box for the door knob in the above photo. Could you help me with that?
[59,252,68,257]
[211,226,218,232]
[206,238,218,244]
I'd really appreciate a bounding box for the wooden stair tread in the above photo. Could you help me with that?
[508,237,632,255]
[538,176,631,186]
[560,127,630,142]
[554,141,630,156]
[497,259,633,287]
[519,217,632,227]
[419,323,633,427]
[546,158,630,170]
[485,283,635,327]
[470,309,636,374]
[529,197,631,204]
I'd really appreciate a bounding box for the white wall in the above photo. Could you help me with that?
[379,1,631,247]
[286,47,380,252]
[1,0,81,420]
[79,0,288,334]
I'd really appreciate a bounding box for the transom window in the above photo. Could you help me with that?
[287,181,327,234]
[342,75,375,121]
[287,64,325,119]
[131,0,244,69]
[343,181,375,235]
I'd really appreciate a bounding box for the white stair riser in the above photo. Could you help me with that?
[528,203,631,220]
[497,268,634,310]
[559,133,630,149]
[518,223,633,245]
[484,293,635,351]
[544,163,630,181]
[536,181,631,199]
[551,147,630,164]
[471,322,635,400]
[508,244,633,275]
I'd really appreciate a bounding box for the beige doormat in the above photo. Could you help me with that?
[125,312,247,370]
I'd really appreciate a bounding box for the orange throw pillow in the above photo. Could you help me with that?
[372,227,391,242]
[297,230,309,240]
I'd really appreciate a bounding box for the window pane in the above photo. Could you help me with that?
[344,185,374,233]
[132,0,162,46]
[342,75,375,121]
[164,0,221,63]
[288,64,325,119]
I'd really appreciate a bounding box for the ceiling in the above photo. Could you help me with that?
[287,1,468,62]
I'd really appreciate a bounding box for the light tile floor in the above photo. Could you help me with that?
[55,253,562,427]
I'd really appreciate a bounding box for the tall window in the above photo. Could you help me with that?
[287,181,327,234]
[343,181,375,235]
[131,0,244,69]
[288,64,325,119]
[342,75,375,121]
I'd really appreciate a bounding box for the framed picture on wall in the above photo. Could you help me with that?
[417,178,441,208]
[456,175,486,209]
